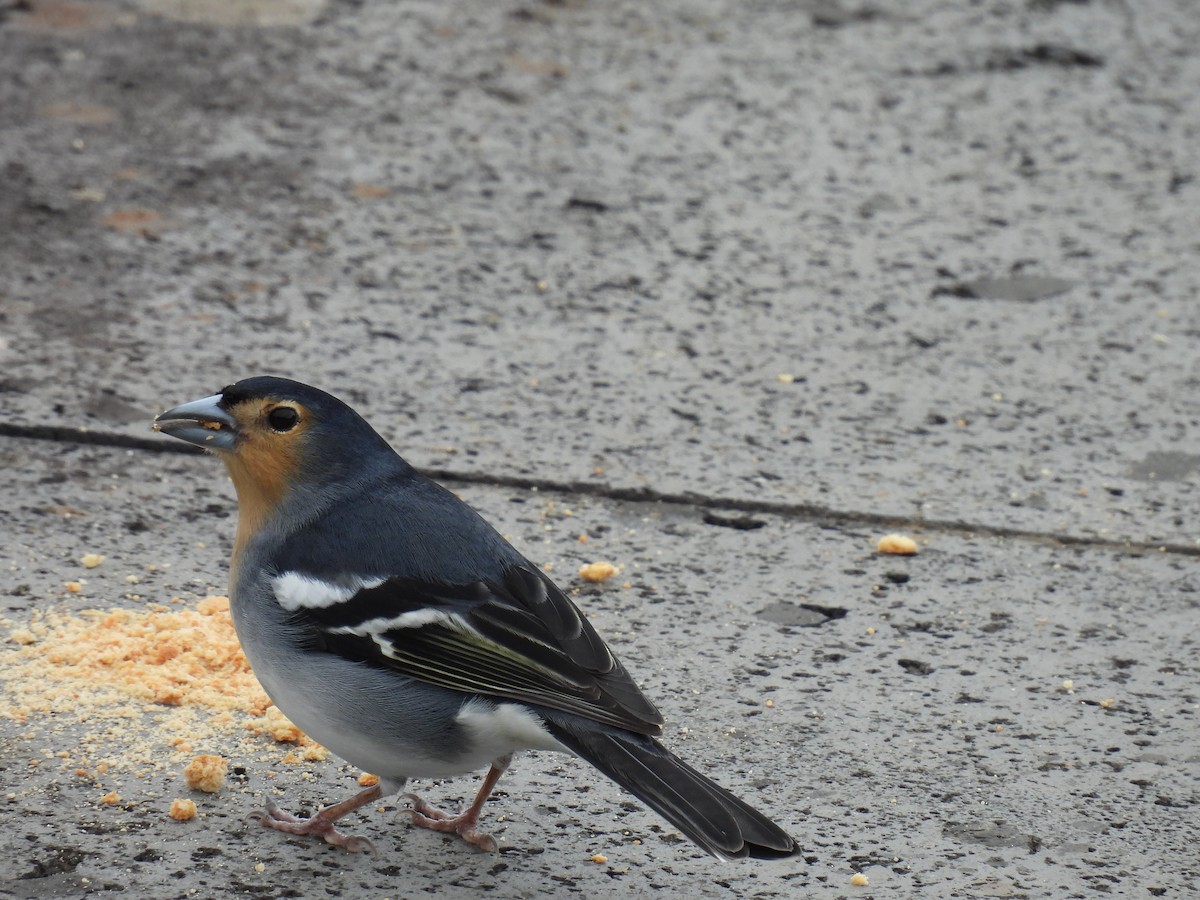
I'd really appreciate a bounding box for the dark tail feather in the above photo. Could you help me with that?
[543,719,799,860]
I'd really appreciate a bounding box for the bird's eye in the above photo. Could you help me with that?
[266,406,300,432]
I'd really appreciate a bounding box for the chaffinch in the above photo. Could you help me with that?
[154,376,798,860]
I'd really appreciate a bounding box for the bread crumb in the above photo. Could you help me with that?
[0,597,291,771]
[184,754,228,793]
[876,534,918,555]
[299,743,328,762]
[80,554,105,569]
[196,595,231,615]
[851,872,869,886]
[590,853,608,864]
[65,581,84,593]
[1099,697,1114,709]
[100,791,120,805]
[579,561,617,583]
[1062,679,1074,693]
[169,798,197,821]
[358,773,381,787]
[247,706,303,743]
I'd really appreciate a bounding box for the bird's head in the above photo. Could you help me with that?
[155,376,397,542]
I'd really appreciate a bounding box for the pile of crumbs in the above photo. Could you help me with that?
[1,596,327,773]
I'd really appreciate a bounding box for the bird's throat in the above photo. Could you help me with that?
[221,448,296,560]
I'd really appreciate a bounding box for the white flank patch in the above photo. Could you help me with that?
[272,572,386,611]
[456,698,564,755]
[327,608,467,637]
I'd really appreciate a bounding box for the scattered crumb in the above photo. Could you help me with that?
[579,561,618,583]
[876,534,918,555]
[865,626,876,635]
[65,581,84,593]
[1062,679,1074,693]
[196,595,230,615]
[1099,698,1115,709]
[299,742,329,762]
[246,706,303,743]
[0,597,326,772]
[100,791,120,805]
[358,773,381,787]
[184,754,228,793]
[776,373,795,383]
[80,554,105,569]
[851,872,869,886]
[590,853,608,864]
[169,798,197,821]
[254,863,265,874]
[765,699,775,708]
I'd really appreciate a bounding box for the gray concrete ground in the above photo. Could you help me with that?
[1,0,1198,896]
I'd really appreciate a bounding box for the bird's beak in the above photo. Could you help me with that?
[153,393,238,451]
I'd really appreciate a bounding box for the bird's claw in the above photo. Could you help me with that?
[249,800,378,856]
[402,792,498,852]
[248,797,304,825]
[335,833,378,855]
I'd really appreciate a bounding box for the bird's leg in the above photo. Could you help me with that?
[249,784,384,855]
[403,754,512,852]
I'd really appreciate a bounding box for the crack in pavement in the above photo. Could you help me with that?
[4,422,1195,558]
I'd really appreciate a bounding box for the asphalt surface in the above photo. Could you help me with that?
[2,0,1198,897]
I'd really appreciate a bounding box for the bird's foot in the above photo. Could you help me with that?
[249,793,379,855]
[402,792,498,852]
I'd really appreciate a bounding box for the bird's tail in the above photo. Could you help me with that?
[542,718,799,860]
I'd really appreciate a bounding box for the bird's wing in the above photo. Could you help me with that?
[272,564,664,736]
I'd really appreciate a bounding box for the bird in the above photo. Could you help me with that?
[153,376,799,860]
